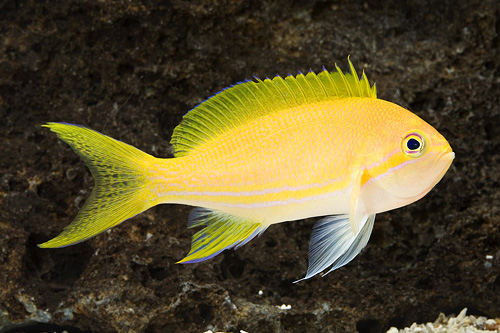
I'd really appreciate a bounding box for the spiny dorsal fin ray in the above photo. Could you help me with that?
[171,58,377,157]
[177,208,268,264]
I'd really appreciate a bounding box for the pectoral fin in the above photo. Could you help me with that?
[350,168,369,234]
[295,213,375,282]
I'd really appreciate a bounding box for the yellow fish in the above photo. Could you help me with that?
[40,59,454,281]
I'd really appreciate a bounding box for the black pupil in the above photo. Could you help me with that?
[407,138,421,150]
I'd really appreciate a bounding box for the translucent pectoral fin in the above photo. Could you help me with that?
[295,213,375,282]
[177,208,268,264]
[350,168,369,234]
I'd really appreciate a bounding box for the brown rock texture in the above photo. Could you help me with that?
[0,0,499,332]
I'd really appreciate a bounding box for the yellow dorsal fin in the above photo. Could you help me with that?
[171,58,377,157]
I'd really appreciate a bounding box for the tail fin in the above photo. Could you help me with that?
[39,122,156,248]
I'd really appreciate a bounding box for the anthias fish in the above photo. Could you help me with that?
[40,59,454,281]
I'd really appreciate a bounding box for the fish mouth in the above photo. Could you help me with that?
[404,148,454,201]
[440,149,455,162]
[434,148,454,181]
[434,144,454,162]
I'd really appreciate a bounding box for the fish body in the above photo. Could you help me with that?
[40,60,454,280]
[155,97,446,220]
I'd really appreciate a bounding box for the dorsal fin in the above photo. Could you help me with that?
[171,58,377,157]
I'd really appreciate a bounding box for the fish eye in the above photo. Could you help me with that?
[407,138,420,150]
[401,131,426,158]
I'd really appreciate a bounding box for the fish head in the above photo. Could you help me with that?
[363,104,454,213]
[385,129,454,198]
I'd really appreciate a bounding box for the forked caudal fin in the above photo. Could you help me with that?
[39,123,157,248]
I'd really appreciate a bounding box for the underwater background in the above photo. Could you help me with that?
[0,0,499,332]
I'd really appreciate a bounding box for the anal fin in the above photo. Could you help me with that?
[177,208,267,264]
[295,213,375,282]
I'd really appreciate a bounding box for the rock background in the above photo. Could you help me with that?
[1,0,499,332]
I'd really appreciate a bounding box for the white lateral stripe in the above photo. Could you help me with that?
[156,175,348,198]
[363,159,415,187]
[364,148,399,170]
[180,186,349,209]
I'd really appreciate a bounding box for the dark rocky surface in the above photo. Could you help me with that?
[1,0,499,332]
